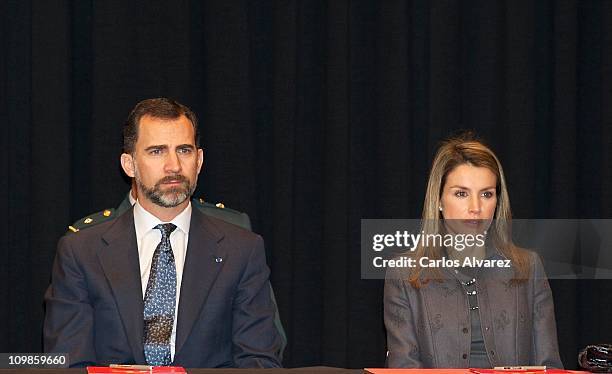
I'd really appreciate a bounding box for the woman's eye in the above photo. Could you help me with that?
[482,191,494,198]
[454,191,468,198]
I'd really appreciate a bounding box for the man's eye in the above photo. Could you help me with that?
[178,148,192,154]
[149,149,161,155]
[454,191,468,198]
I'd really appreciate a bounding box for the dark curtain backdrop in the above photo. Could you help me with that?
[2,0,612,369]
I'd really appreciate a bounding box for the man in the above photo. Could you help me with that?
[44,98,282,368]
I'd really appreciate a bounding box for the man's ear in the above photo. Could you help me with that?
[121,153,135,177]
[196,148,204,174]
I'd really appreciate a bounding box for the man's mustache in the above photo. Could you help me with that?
[156,175,189,186]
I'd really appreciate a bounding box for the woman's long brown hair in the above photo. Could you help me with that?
[408,133,530,288]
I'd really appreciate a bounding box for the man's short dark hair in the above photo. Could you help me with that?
[123,98,200,154]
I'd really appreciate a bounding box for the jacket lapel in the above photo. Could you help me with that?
[97,209,146,364]
[174,209,227,355]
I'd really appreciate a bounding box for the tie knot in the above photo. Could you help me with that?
[155,223,177,239]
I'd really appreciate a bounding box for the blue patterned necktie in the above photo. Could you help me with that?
[143,223,177,366]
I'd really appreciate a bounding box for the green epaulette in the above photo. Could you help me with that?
[193,197,252,230]
[67,208,116,233]
[67,196,251,233]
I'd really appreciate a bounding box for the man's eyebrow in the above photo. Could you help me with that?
[177,144,196,149]
[144,145,168,151]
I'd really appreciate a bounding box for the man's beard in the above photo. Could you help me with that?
[136,174,196,208]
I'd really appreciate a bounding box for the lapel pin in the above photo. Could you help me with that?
[215,257,223,263]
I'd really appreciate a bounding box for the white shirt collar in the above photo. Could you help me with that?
[133,199,192,240]
[128,189,137,205]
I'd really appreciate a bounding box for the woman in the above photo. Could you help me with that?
[384,134,563,368]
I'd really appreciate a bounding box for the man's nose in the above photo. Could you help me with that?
[164,152,181,173]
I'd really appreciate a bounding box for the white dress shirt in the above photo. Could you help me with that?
[133,200,192,360]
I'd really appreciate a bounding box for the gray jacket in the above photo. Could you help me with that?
[384,250,563,368]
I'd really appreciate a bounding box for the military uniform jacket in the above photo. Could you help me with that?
[44,207,282,368]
